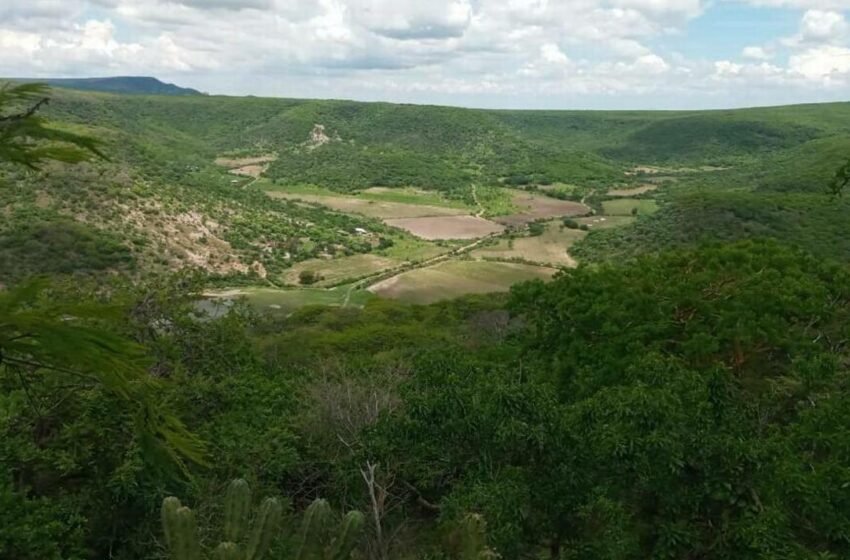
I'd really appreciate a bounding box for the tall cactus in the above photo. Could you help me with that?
[159,500,202,560]
[246,498,283,560]
[161,482,362,560]
[329,510,365,560]
[296,499,365,560]
[224,479,252,544]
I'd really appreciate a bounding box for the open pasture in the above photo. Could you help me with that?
[608,184,658,197]
[576,215,636,230]
[367,260,557,304]
[385,215,505,240]
[472,221,585,267]
[266,191,467,219]
[205,284,375,316]
[602,198,659,216]
[283,254,401,286]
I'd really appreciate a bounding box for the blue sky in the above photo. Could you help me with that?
[1,0,849,109]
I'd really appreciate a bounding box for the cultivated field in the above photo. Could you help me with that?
[267,191,467,219]
[472,221,585,267]
[494,190,590,227]
[602,198,659,216]
[368,260,556,304]
[385,215,505,240]
[283,254,401,286]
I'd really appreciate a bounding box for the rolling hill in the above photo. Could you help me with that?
[27,76,204,96]
[2,83,849,286]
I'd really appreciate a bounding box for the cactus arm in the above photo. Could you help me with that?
[246,497,283,560]
[224,479,252,544]
[161,497,182,552]
[174,506,202,560]
[295,499,333,560]
[330,511,365,560]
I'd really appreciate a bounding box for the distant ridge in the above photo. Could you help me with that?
[20,76,204,96]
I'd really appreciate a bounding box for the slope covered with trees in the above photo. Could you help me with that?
[3,81,850,559]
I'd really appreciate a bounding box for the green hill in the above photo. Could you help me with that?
[29,76,204,96]
[2,85,849,284]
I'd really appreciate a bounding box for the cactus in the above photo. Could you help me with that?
[161,481,361,560]
[296,498,334,560]
[329,510,365,560]
[246,498,283,560]
[159,503,201,560]
[224,479,252,544]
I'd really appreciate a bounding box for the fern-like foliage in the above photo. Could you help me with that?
[0,278,207,473]
[0,82,105,169]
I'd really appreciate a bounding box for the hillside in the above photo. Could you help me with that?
[2,86,849,289]
[29,76,204,96]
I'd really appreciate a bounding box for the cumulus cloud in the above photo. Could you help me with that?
[0,0,848,108]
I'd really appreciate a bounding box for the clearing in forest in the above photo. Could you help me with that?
[494,190,590,227]
[215,155,277,178]
[283,254,401,287]
[203,285,375,316]
[266,191,467,219]
[602,198,659,216]
[576,215,636,229]
[368,260,557,304]
[608,184,658,197]
[384,215,505,240]
[472,221,585,267]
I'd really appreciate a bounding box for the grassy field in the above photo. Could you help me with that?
[576,215,637,230]
[283,254,401,286]
[265,190,468,219]
[367,260,557,304]
[472,221,585,267]
[608,184,658,197]
[601,198,660,216]
[205,284,375,316]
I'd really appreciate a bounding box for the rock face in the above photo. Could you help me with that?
[306,124,340,150]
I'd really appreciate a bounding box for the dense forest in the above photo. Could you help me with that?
[2,81,850,559]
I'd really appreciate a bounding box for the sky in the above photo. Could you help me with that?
[1,0,850,110]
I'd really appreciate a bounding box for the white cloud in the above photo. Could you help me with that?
[0,0,848,108]
[742,46,772,60]
[789,44,850,80]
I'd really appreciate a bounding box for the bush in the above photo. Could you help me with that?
[299,270,319,285]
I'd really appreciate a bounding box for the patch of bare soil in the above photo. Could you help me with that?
[385,215,505,240]
[305,124,341,150]
[230,165,266,178]
[494,191,590,228]
[122,202,263,277]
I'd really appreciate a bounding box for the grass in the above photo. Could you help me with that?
[472,221,585,267]
[206,284,376,316]
[602,198,659,216]
[368,260,556,304]
[376,235,454,262]
[283,254,401,287]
